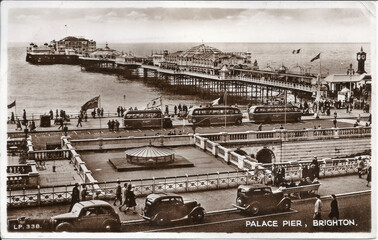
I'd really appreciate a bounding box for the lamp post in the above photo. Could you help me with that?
[347,63,355,101]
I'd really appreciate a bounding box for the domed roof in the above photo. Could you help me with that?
[180,44,222,57]
[125,145,175,158]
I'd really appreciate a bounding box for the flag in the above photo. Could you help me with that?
[81,96,100,111]
[8,100,16,109]
[211,98,221,106]
[310,53,321,62]
[147,96,162,109]
[292,49,301,54]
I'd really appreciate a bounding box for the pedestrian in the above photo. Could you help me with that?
[113,180,122,206]
[101,108,104,117]
[81,184,87,201]
[111,119,115,131]
[333,118,337,128]
[328,194,339,220]
[97,108,101,117]
[312,157,320,179]
[15,118,22,130]
[58,118,64,130]
[49,109,54,120]
[23,109,27,123]
[56,109,59,119]
[10,112,15,124]
[84,112,88,122]
[107,120,112,131]
[313,195,323,220]
[366,165,371,187]
[120,107,124,117]
[117,106,120,117]
[31,120,36,132]
[76,115,82,127]
[357,157,365,178]
[119,183,128,212]
[69,183,80,211]
[174,105,178,115]
[115,120,120,131]
[125,184,137,214]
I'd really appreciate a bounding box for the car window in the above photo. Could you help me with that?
[80,207,97,217]
[98,207,112,215]
[71,204,82,216]
[159,198,171,206]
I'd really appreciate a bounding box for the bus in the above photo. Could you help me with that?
[248,105,302,123]
[187,106,243,126]
[123,109,172,129]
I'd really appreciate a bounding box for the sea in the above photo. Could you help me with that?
[6,42,370,116]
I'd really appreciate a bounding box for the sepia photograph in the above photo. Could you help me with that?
[1,1,376,238]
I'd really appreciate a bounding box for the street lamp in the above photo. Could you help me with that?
[347,63,355,101]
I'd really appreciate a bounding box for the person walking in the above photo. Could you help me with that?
[69,183,80,211]
[119,183,128,212]
[113,180,122,206]
[333,118,337,128]
[76,115,83,127]
[328,194,339,220]
[58,118,64,130]
[366,165,371,187]
[313,195,323,220]
[125,184,137,214]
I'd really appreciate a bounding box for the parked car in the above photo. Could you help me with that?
[141,193,205,225]
[232,185,291,215]
[50,200,121,232]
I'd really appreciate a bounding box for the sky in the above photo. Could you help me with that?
[2,1,376,43]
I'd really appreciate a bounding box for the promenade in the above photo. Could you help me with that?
[7,174,371,222]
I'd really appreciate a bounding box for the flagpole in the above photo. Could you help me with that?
[160,96,163,130]
[224,91,227,130]
[15,98,17,119]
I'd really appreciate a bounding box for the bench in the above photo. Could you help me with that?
[280,183,321,199]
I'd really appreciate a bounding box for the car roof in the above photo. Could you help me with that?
[76,200,112,208]
[147,193,182,201]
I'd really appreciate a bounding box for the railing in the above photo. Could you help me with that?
[7,170,256,208]
[28,149,71,161]
[199,127,371,143]
[7,163,39,190]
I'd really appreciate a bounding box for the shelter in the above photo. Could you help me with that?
[125,145,175,165]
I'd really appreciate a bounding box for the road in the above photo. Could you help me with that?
[19,117,357,149]
[121,192,370,233]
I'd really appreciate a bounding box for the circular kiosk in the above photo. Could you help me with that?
[125,145,175,165]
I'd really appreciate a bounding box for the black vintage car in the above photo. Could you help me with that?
[8,200,121,232]
[141,193,205,225]
[50,200,121,232]
[232,185,291,215]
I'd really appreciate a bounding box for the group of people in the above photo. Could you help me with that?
[313,194,339,222]
[11,110,37,132]
[91,108,104,119]
[167,130,183,135]
[113,180,137,214]
[107,119,120,131]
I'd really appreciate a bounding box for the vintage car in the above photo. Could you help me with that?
[141,193,205,225]
[50,200,121,232]
[232,185,291,215]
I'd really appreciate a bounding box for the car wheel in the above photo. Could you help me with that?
[154,213,169,226]
[55,222,74,232]
[102,219,121,232]
[190,209,205,224]
[280,199,291,212]
[235,118,242,125]
[248,202,260,215]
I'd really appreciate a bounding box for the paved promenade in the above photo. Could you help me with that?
[7,108,370,134]
[7,175,371,222]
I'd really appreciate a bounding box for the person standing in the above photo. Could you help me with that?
[115,120,120,131]
[113,180,122,206]
[119,183,128,212]
[69,183,80,211]
[333,118,337,128]
[81,185,88,201]
[313,195,323,220]
[328,194,339,220]
[22,109,27,126]
[15,118,22,130]
[76,115,83,127]
[357,157,365,178]
[366,165,371,187]
[10,112,15,124]
[125,184,137,214]
[49,110,54,120]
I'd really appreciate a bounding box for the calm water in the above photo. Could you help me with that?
[7,42,370,115]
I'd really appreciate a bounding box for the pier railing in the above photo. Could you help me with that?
[198,126,371,143]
